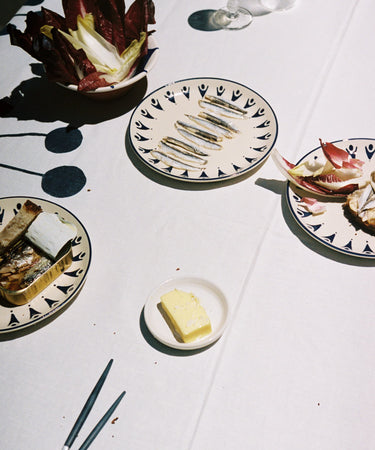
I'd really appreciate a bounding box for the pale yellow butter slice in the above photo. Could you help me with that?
[160,289,212,343]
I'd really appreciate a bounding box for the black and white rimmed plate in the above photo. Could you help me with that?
[129,77,278,182]
[0,197,91,333]
[287,138,375,259]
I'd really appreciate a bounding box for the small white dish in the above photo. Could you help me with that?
[144,276,229,350]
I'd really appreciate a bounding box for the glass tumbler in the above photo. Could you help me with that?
[260,0,297,11]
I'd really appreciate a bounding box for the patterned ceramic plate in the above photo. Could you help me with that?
[0,197,91,333]
[129,77,278,182]
[287,138,375,258]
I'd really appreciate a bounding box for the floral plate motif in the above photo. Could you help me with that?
[0,197,91,333]
[287,138,375,258]
[128,77,278,182]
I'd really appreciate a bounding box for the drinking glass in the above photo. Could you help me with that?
[260,0,297,11]
[211,0,253,30]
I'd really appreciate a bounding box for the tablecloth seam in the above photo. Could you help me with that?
[187,195,280,450]
[287,0,360,162]
[187,4,360,448]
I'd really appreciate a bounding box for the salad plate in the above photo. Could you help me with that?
[144,276,229,350]
[128,77,278,182]
[287,138,375,258]
[0,197,91,333]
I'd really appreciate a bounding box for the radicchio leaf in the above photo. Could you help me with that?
[124,0,155,48]
[62,0,92,30]
[272,141,364,198]
[8,0,155,91]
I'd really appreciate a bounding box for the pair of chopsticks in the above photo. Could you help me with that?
[62,359,125,450]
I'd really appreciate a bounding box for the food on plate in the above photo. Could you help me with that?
[7,0,155,91]
[0,241,54,291]
[25,212,77,260]
[0,200,76,303]
[199,95,248,119]
[272,139,365,197]
[185,114,235,139]
[155,94,244,171]
[160,289,212,343]
[0,200,42,255]
[150,150,203,171]
[158,139,208,166]
[299,197,327,215]
[161,137,208,157]
[175,120,222,151]
[344,172,375,233]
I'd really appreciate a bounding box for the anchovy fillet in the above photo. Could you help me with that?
[204,95,248,115]
[198,112,239,133]
[175,121,222,143]
[175,128,222,151]
[151,150,202,171]
[358,183,375,214]
[161,136,208,157]
[159,141,207,165]
[185,114,234,139]
[199,100,246,119]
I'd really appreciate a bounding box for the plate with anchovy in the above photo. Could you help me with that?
[286,138,375,259]
[0,196,91,333]
[128,77,278,182]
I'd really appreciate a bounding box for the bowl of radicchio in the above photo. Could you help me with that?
[7,0,158,100]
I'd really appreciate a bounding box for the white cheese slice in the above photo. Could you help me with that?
[25,212,77,260]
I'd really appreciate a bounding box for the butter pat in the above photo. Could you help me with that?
[160,289,212,343]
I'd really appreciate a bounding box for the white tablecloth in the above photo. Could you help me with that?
[1,1,375,449]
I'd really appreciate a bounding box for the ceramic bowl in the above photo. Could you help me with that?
[59,35,159,100]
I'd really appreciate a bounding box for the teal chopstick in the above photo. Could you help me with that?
[78,391,126,450]
[63,359,114,449]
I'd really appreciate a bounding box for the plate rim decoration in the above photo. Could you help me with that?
[286,138,375,259]
[0,196,92,333]
[144,276,229,350]
[128,76,278,182]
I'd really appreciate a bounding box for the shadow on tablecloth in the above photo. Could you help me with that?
[0,287,81,341]
[187,2,271,32]
[0,63,148,127]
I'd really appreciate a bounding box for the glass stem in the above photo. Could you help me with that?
[227,0,240,15]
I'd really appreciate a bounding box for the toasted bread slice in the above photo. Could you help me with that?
[0,200,42,255]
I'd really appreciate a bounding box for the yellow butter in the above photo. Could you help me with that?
[160,289,212,343]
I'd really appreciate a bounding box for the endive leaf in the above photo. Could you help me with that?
[8,0,155,91]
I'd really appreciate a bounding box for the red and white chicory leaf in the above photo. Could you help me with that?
[272,140,364,197]
[7,0,155,91]
[300,197,327,215]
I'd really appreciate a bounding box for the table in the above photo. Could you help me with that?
[1,0,375,449]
